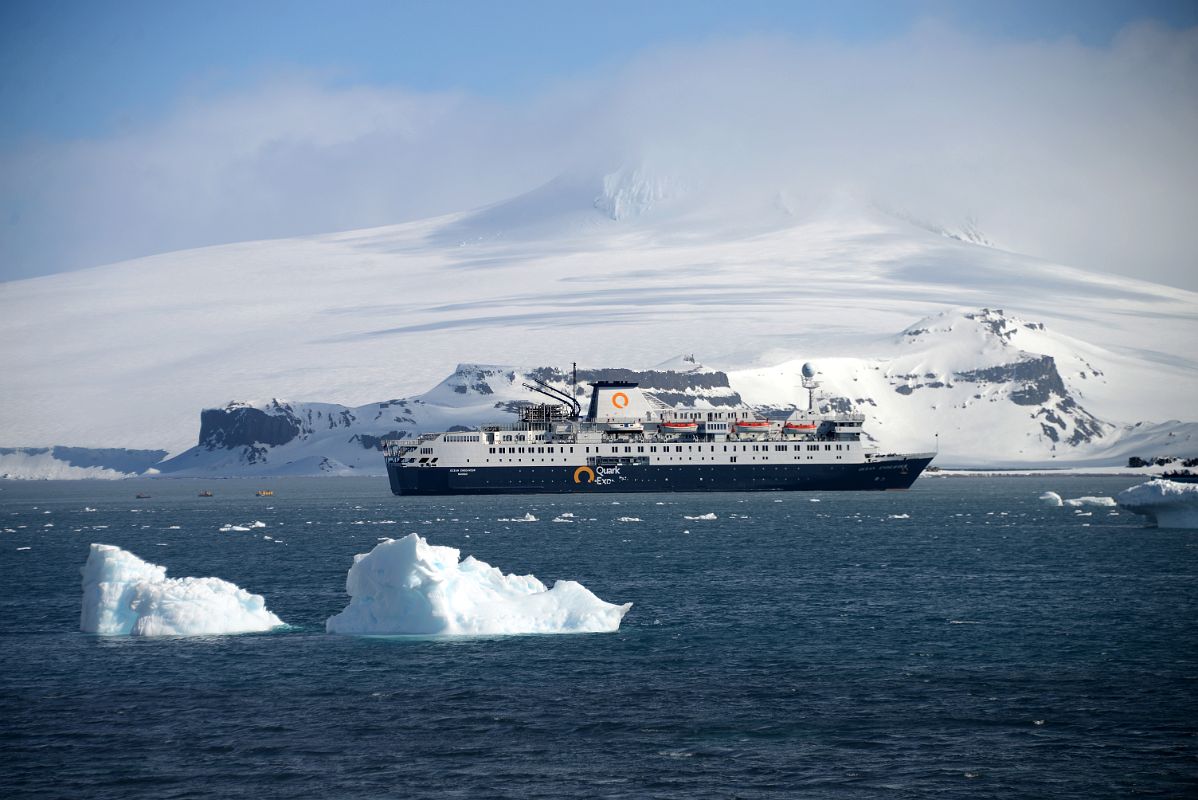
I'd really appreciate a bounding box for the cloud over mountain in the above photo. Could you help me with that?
[3,22,1196,287]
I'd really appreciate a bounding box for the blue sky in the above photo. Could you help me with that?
[1,1,1197,287]
[3,0,1196,143]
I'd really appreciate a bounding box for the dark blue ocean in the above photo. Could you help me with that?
[1,476,1195,798]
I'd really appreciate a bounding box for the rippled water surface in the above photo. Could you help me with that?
[1,476,1195,798]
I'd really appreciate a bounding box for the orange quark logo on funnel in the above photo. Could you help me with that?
[573,466,595,484]
[611,391,629,409]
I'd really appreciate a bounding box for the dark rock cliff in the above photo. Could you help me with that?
[199,404,303,450]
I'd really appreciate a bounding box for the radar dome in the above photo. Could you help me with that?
[801,363,817,378]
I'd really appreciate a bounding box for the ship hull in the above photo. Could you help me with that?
[386,456,934,496]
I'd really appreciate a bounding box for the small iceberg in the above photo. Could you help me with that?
[617,516,642,523]
[1117,480,1198,529]
[1064,496,1116,508]
[498,513,538,523]
[1039,491,1063,507]
[325,533,631,636]
[80,544,284,636]
[683,513,718,521]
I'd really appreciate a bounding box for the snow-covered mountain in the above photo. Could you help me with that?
[143,308,1194,476]
[1,170,1195,476]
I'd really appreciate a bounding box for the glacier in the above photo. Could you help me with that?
[1116,480,1198,529]
[80,544,285,636]
[325,533,631,636]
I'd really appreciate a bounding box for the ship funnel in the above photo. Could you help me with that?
[585,381,651,423]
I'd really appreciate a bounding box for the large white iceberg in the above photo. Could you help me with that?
[1116,480,1198,529]
[326,533,632,636]
[80,544,285,635]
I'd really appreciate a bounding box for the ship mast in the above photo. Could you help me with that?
[801,362,820,413]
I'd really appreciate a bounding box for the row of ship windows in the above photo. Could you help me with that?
[479,455,846,463]
[486,444,848,454]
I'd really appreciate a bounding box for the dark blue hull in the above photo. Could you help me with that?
[386,457,933,495]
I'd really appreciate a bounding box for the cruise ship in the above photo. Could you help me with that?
[383,365,934,495]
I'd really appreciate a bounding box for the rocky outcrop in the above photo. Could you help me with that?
[199,402,303,450]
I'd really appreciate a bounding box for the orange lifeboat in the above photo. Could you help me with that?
[660,421,698,433]
[734,419,771,430]
[783,422,818,431]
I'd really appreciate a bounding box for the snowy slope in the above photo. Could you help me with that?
[1,172,1195,465]
[155,310,1194,475]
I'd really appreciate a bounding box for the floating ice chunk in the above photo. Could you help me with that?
[1039,491,1063,507]
[1064,496,1116,508]
[617,516,642,523]
[80,543,284,636]
[83,507,97,512]
[888,513,910,520]
[17,546,31,551]
[498,513,538,523]
[219,524,250,532]
[683,513,717,521]
[809,498,821,503]
[1117,480,1198,529]
[552,513,575,523]
[325,533,631,636]
[248,521,266,529]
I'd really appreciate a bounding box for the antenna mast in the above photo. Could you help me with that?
[801,362,820,412]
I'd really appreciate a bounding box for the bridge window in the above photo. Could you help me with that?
[825,445,831,451]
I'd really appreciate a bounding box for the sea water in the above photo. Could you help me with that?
[1,476,1195,798]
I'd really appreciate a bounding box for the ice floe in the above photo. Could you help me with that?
[325,533,631,636]
[683,513,717,521]
[1117,480,1198,529]
[80,543,284,636]
[617,516,642,523]
[1064,496,1117,508]
[498,513,538,523]
[1039,491,1063,507]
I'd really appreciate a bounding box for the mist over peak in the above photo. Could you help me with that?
[2,24,1196,288]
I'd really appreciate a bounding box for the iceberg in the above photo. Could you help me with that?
[1116,480,1198,529]
[80,544,285,635]
[325,533,631,636]
[1039,491,1064,506]
[1064,496,1117,507]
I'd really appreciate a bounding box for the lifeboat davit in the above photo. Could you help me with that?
[660,421,698,433]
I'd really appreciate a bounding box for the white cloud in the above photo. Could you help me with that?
[3,22,1197,288]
